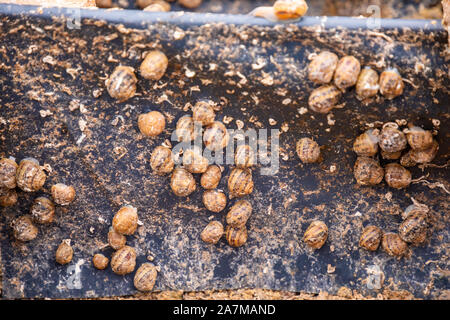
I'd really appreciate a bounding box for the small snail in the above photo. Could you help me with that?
[96,0,112,8]
[112,205,138,236]
[30,196,55,224]
[202,189,227,213]
[200,221,224,244]
[359,225,382,251]
[111,245,137,275]
[203,121,230,151]
[355,67,379,100]
[135,0,167,9]
[379,122,407,153]
[134,263,158,292]
[333,56,361,91]
[405,126,433,151]
[353,157,384,186]
[16,158,46,192]
[170,167,196,197]
[108,228,127,250]
[138,111,166,137]
[55,239,73,265]
[226,200,252,228]
[303,220,328,250]
[308,84,341,114]
[200,165,222,189]
[273,0,308,20]
[0,187,17,207]
[105,66,137,102]
[381,233,408,257]
[228,167,254,198]
[409,139,439,164]
[0,157,18,189]
[353,129,379,157]
[11,215,38,242]
[144,3,170,11]
[150,146,174,175]
[380,150,402,160]
[192,101,215,126]
[307,51,338,85]
[225,225,248,247]
[140,50,168,81]
[296,137,321,163]
[399,209,428,245]
[384,163,411,189]
[379,68,404,100]
[92,253,109,270]
[182,148,209,174]
[402,200,429,220]
[235,144,256,168]
[178,0,202,9]
[175,115,198,142]
[51,183,76,205]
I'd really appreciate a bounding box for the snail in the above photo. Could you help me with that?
[134,263,158,292]
[178,0,202,9]
[0,157,18,189]
[200,221,224,244]
[379,122,407,153]
[226,200,252,228]
[381,233,408,258]
[92,254,109,270]
[384,163,411,189]
[353,129,379,157]
[308,51,338,85]
[11,215,38,242]
[16,158,46,192]
[203,121,230,151]
[55,239,73,265]
[202,189,227,213]
[175,115,198,142]
[248,0,308,22]
[225,225,248,247]
[112,205,138,236]
[228,167,254,198]
[303,220,328,250]
[409,139,439,164]
[379,68,404,100]
[333,56,361,91]
[359,225,382,251]
[353,157,384,186]
[140,50,168,80]
[0,187,17,207]
[405,126,433,151]
[51,183,76,205]
[200,165,222,189]
[108,228,127,250]
[235,144,256,168]
[150,146,174,175]
[182,148,209,174]
[296,137,321,163]
[308,84,342,114]
[192,101,216,126]
[30,196,55,224]
[111,246,137,275]
[399,205,428,245]
[170,167,196,197]
[355,67,379,100]
[138,111,166,137]
[105,66,137,102]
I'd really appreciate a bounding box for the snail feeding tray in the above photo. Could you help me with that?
[0,4,449,299]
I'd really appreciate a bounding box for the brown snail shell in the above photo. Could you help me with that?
[192,101,216,126]
[0,187,18,207]
[200,221,224,244]
[202,189,227,213]
[170,167,196,197]
[225,225,248,247]
[16,158,46,192]
[384,163,411,189]
[409,139,439,164]
[200,165,221,189]
[380,150,402,160]
[273,0,308,20]
[308,51,338,84]
[178,0,202,9]
[405,126,433,151]
[379,122,407,153]
[296,137,321,163]
[399,206,428,245]
[0,158,18,189]
[356,67,379,100]
[31,196,55,224]
[139,50,168,80]
[303,220,328,249]
[134,263,158,292]
[226,200,252,228]
[333,56,361,91]
[353,157,384,186]
[381,233,408,257]
[55,239,73,265]
[111,245,137,275]
[138,111,166,137]
[182,148,209,174]
[308,84,341,114]
[150,146,174,175]
[175,115,198,142]
[92,254,109,270]
[399,151,417,168]
[11,215,38,242]
[105,66,137,102]
[359,225,382,251]
[112,205,138,235]
[51,183,76,205]
[136,0,169,9]
[353,129,379,157]
[203,121,230,151]
[108,228,127,250]
[228,167,254,198]
[379,68,404,100]
[235,144,256,168]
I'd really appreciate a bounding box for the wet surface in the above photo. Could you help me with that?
[0,6,449,298]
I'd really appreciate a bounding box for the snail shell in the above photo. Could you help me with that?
[202,189,227,213]
[0,158,18,189]
[359,225,382,251]
[296,137,321,163]
[405,126,433,151]
[0,187,18,207]
[273,0,308,20]
[55,239,73,265]
[235,144,256,168]
[105,66,137,102]
[31,196,55,224]
[140,50,168,80]
[178,0,202,9]
[92,254,109,270]
[379,122,407,153]
[353,129,379,157]
[399,210,428,245]
[303,220,328,249]
[384,163,411,189]
[200,221,224,244]
[182,148,209,174]
[51,183,76,205]
[225,225,248,247]
[11,215,38,242]
[228,167,254,198]
[112,205,138,235]
[200,165,221,189]
[150,146,174,175]
[379,69,404,100]
[203,121,230,151]
[111,245,137,275]
[308,51,338,85]
[138,111,166,137]
[170,168,196,197]
[308,84,341,114]
[16,158,46,192]
[136,0,170,9]
[226,199,252,228]
[192,101,216,126]
[175,115,198,142]
[134,263,158,292]
[380,150,402,160]
[108,228,127,250]
[353,157,384,186]
[356,67,379,100]
[381,233,408,257]
[409,139,439,164]
[144,3,170,11]
[399,151,417,167]
[333,56,361,91]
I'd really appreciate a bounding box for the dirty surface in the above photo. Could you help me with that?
[0,5,449,299]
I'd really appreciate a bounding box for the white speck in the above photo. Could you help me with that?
[354,211,362,217]
[76,133,86,145]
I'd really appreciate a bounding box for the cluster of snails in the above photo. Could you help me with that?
[0,157,76,250]
[307,51,404,114]
[353,121,439,189]
[359,199,431,258]
[91,205,159,292]
[146,100,257,248]
[105,50,168,103]
[249,0,308,22]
